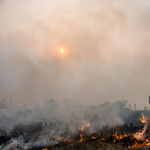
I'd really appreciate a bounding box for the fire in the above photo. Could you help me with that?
[112,132,128,143]
[42,148,47,150]
[96,131,150,148]
[92,136,96,139]
[58,136,64,141]
[79,120,90,131]
[134,112,150,140]
[134,124,148,140]
[140,112,150,124]
[79,134,83,142]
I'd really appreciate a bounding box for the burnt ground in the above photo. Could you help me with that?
[0,123,150,150]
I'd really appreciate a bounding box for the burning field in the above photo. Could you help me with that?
[0,100,150,150]
[1,1,150,149]
[1,124,150,150]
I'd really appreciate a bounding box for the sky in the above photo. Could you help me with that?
[0,0,150,109]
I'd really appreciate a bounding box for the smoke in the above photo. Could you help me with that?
[0,0,150,108]
[0,99,124,149]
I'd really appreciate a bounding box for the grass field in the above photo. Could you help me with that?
[0,99,150,150]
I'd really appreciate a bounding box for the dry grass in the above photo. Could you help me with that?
[0,123,149,150]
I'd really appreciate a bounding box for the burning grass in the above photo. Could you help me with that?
[0,100,150,149]
[0,123,150,150]
[40,126,150,150]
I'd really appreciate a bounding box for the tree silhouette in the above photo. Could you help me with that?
[133,104,136,110]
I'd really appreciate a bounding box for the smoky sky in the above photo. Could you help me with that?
[0,0,150,108]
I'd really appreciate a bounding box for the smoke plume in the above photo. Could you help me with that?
[0,0,150,108]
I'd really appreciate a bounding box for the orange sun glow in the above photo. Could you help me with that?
[60,49,64,53]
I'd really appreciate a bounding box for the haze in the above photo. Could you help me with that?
[0,0,150,109]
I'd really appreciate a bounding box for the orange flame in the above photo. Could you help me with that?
[58,136,64,141]
[79,134,83,142]
[140,112,150,124]
[112,132,128,143]
[79,120,90,131]
[134,112,150,140]
[92,136,96,139]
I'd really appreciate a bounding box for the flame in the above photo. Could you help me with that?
[79,120,90,131]
[16,114,150,149]
[58,136,64,141]
[140,112,150,124]
[57,136,71,143]
[102,132,150,148]
[134,124,148,140]
[134,112,150,140]
[112,132,128,143]
[92,136,96,139]
[79,134,83,142]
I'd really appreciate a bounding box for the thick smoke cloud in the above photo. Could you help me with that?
[0,0,150,108]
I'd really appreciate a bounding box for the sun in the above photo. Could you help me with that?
[60,49,64,53]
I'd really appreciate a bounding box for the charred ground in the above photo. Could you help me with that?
[0,99,150,150]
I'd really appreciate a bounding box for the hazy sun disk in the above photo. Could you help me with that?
[60,49,64,53]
